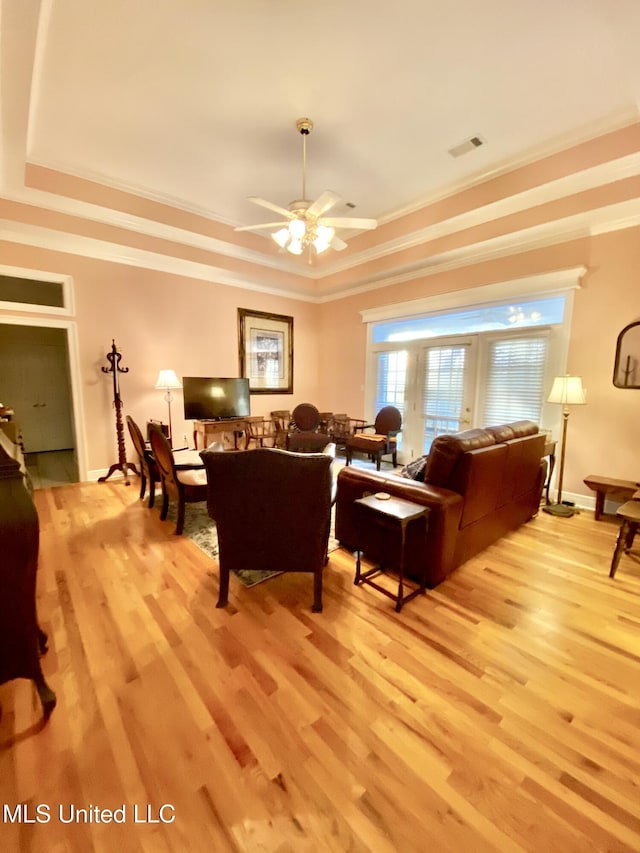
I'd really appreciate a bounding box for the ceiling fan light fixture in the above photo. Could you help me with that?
[238,117,378,257]
[288,217,306,240]
[313,224,335,254]
[272,227,290,248]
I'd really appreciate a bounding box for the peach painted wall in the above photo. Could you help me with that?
[319,226,640,502]
[2,225,640,501]
[0,243,320,475]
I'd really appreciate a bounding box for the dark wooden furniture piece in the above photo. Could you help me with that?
[609,493,640,577]
[345,405,402,470]
[99,340,138,485]
[583,475,639,521]
[287,403,330,452]
[149,424,208,534]
[126,415,158,508]
[200,447,333,612]
[0,440,56,720]
[354,494,430,611]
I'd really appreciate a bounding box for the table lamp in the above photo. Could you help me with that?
[543,374,586,517]
[155,369,182,445]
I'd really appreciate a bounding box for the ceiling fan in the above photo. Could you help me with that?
[234,117,377,256]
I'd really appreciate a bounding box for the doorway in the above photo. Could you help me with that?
[0,322,80,486]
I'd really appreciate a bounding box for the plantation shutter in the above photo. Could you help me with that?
[482,335,548,425]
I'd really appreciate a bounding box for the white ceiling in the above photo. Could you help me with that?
[9,0,640,233]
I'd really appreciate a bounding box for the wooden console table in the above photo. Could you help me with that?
[193,418,249,450]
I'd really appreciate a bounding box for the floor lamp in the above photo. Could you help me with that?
[543,375,586,517]
[155,369,182,446]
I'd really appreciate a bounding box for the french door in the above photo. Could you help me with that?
[373,336,476,461]
[417,338,475,454]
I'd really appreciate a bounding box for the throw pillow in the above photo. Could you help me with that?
[399,455,428,482]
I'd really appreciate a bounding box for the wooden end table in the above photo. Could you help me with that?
[354,493,430,612]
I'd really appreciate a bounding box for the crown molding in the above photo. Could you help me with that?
[0,220,320,303]
[3,196,640,307]
[312,151,640,280]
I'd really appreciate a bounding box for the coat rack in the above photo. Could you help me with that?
[98,340,138,485]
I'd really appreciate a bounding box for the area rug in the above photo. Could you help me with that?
[170,503,339,588]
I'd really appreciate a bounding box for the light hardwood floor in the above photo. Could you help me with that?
[1,481,639,852]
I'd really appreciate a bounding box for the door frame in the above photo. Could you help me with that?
[0,314,88,482]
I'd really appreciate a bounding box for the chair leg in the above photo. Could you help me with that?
[160,488,169,521]
[175,499,186,535]
[375,452,381,471]
[148,475,156,509]
[610,519,630,577]
[216,566,230,607]
[312,569,323,612]
[139,472,147,500]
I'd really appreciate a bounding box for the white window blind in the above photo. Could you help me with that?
[375,350,407,421]
[482,335,548,425]
[422,345,467,448]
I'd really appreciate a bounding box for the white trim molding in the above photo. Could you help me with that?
[359,267,587,325]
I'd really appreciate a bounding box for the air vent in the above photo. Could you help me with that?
[448,135,486,158]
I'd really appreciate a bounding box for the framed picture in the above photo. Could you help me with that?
[238,308,293,394]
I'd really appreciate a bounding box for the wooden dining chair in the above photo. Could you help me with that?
[148,423,208,534]
[244,416,275,448]
[126,415,158,507]
[270,410,291,448]
[345,406,402,470]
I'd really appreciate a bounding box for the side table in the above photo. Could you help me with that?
[354,493,430,612]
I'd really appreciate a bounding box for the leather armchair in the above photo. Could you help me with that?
[200,447,333,611]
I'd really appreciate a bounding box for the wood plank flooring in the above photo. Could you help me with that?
[1,481,639,852]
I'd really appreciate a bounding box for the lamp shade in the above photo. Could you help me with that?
[547,375,586,406]
[155,369,182,391]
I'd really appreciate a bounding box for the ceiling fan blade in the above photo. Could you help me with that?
[330,235,348,251]
[320,216,378,230]
[234,221,288,232]
[247,196,293,219]
[307,190,341,218]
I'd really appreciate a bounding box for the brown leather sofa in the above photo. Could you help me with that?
[335,421,547,587]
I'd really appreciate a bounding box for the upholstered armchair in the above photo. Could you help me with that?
[345,405,402,470]
[200,447,333,611]
[287,402,330,452]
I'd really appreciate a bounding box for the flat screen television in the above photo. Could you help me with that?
[182,377,251,420]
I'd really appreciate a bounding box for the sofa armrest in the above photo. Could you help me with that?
[335,466,464,586]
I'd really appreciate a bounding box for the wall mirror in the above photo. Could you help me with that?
[613,321,640,388]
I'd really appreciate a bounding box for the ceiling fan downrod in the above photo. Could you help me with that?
[296,117,313,203]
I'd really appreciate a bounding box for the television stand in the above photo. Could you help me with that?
[193,417,250,450]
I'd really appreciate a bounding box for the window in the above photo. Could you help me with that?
[365,287,574,460]
[481,335,548,425]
